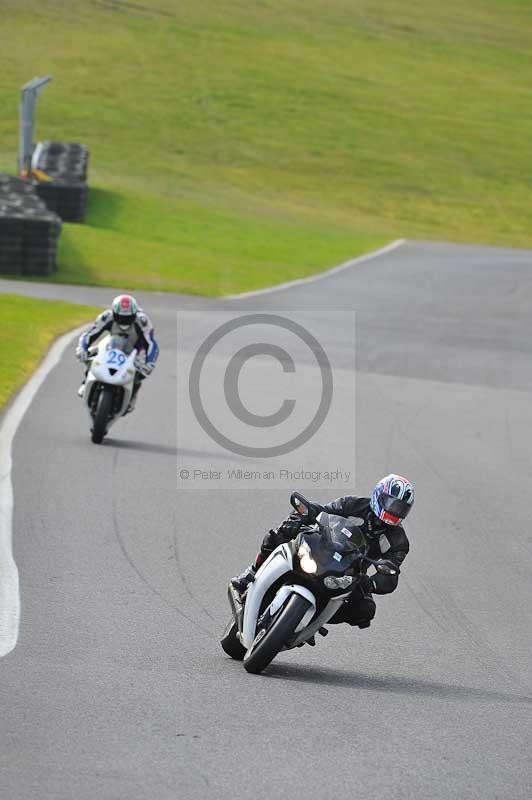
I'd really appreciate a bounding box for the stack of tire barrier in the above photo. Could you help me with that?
[0,174,62,276]
[32,141,89,223]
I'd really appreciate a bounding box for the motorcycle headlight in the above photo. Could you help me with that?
[298,542,317,574]
[324,575,354,590]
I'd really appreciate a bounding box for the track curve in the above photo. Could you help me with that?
[1,240,531,799]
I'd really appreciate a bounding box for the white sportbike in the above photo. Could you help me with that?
[221,492,398,674]
[82,334,137,444]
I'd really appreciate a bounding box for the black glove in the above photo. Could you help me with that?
[261,528,284,556]
[278,512,304,537]
[261,515,304,558]
[357,574,374,596]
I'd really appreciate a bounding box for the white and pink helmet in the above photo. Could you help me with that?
[370,474,414,526]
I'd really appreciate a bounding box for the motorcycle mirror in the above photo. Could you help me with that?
[290,492,310,517]
[375,560,399,576]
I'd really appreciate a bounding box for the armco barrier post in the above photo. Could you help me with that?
[19,76,52,177]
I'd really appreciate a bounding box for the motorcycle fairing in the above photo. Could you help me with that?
[268,584,316,633]
[241,541,358,650]
[242,543,295,649]
[289,593,350,648]
[83,336,137,427]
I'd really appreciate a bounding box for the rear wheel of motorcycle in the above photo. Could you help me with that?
[91,386,113,444]
[220,618,246,661]
[243,594,310,675]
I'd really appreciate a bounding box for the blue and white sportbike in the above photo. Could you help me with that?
[82,334,137,444]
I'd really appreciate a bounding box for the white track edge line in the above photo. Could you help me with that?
[223,238,406,300]
[0,238,406,656]
[0,324,85,658]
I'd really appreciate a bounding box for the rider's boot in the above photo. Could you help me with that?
[125,396,136,414]
[231,549,268,595]
[126,380,142,414]
[230,565,256,595]
[77,367,89,398]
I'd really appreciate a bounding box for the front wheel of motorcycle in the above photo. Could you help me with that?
[243,594,310,675]
[220,618,246,661]
[91,386,113,444]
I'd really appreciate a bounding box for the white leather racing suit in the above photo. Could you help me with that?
[77,308,159,369]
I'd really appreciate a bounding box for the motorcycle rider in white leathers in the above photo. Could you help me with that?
[75,294,159,413]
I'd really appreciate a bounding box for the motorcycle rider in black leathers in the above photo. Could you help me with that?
[231,474,414,629]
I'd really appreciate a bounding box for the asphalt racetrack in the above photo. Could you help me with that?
[1,240,532,799]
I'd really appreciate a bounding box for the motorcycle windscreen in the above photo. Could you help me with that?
[108,334,135,355]
[300,530,360,576]
[318,513,368,555]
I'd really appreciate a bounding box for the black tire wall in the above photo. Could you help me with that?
[32,141,89,223]
[0,174,61,276]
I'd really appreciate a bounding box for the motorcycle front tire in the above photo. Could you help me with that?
[243,594,310,675]
[91,386,113,444]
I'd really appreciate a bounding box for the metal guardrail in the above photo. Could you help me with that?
[19,76,52,176]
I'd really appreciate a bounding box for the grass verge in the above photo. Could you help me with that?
[0,294,100,410]
[1,0,531,294]
[55,187,386,295]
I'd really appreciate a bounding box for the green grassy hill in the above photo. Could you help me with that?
[1,0,531,294]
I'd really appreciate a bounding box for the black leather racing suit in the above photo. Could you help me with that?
[255,496,410,626]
